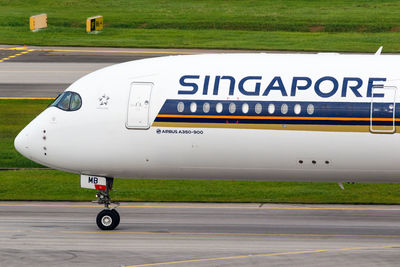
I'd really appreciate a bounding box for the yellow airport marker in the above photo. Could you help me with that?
[86,15,103,33]
[30,14,47,31]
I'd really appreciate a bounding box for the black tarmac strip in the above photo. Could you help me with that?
[0,45,251,63]
[0,83,68,98]
[3,48,159,63]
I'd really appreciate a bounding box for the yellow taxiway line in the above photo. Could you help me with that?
[0,97,55,100]
[0,48,34,62]
[125,244,400,267]
[54,230,400,238]
[0,70,90,73]
[2,229,400,239]
[1,202,400,211]
[36,48,203,55]
[0,46,203,55]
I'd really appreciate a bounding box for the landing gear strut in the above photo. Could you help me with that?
[93,177,120,230]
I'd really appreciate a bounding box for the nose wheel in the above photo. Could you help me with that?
[96,209,120,230]
[93,177,120,230]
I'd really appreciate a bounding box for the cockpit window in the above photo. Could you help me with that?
[51,91,82,111]
[58,92,71,110]
[69,93,82,111]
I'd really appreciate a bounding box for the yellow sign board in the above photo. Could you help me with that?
[86,16,103,33]
[30,14,47,31]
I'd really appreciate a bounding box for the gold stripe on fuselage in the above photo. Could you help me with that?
[152,122,397,133]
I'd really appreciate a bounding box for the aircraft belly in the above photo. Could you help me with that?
[107,128,400,182]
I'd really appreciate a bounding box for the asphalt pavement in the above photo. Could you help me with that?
[1,202,400,267]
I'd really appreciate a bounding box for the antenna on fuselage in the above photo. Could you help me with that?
[375,46,383,55]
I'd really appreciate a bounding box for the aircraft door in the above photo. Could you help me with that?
[370,86,396,133]
[126,82,153,129]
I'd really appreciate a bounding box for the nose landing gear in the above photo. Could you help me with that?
[93,177,120,230]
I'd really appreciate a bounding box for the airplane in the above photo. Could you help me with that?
[14,50,400,230]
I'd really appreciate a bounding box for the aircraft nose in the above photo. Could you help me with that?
[14,128,30,158]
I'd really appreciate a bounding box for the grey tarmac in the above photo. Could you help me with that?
[1,202,400,267]
[0,62,111,98]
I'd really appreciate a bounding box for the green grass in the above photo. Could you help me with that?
[1,169,400,203]
[1,0,400,52]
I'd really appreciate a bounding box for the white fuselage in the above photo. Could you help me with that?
[14,53,400,182]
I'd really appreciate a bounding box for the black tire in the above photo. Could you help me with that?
[96,209,118,230]
[111,209,120,228]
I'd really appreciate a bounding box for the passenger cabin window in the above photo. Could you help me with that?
[268,103,275,114]
[171,101,317,117]
[190,102,197,113]
[203,102,210,113]
[307,104,314,115]
[255,103,262,114]
[242,103,249,114]
[51,91,82,111]
[281,104,288,114]
[177,102,184,112]
[216,103,223,113]
[294,104,301,115]
[229,103,236,114]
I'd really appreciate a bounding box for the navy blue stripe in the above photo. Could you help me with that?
[156,99,396,126]
[159,99,396,118]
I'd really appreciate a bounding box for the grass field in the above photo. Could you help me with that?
[1,99,400,203]
[1,0,400,52]
[2,169,400,204]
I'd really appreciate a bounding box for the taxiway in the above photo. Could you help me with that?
[1,202,400,266]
